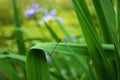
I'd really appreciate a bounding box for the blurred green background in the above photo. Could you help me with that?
[0,0,88,49]
[0,0,97,57]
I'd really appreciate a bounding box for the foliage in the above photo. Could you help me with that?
[0,0,119,80]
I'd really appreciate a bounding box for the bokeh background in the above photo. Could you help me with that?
[0,0,95,50]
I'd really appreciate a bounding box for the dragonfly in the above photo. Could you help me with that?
[50,39,62,56]
[50,38,75,56]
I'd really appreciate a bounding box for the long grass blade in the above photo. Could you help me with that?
[92,0,115,43]
[72,0,114,79]
[116,0,120,78]
[92,0,119,78]
[12,0,26,54]
[44,22,59,41]
[56,20,73,42]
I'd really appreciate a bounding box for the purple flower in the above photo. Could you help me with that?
[45,53,52,63]
[40,9,65,25]
[71,34,77,42]
[50,9,57,16]
[24,9,36,18]
[40,14,56,25]
[24,3,40,18]
[63,34,77,42]
[32,3,40,12]
[43,9,48,15]
[61,70,67,76]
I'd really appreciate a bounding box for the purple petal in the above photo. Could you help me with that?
[50,10,57,16]
[43,9,49,15]
[24,9,36,18]
[46,53,52,63]
[32,3,40,12]
[40,15,55,25]
[71,35,77,42]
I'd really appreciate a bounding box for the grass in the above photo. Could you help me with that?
[0,0,119,80]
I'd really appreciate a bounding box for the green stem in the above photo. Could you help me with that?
[56,19,73,42]
[12,0,26,54]
[33,18,49,41]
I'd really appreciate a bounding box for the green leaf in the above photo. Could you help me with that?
[72,0,114,79]
[116,0,120,78]
[32,43,114,59]
[26,43,114,80]
[0,59,19,80]
[63,42,95,80]
[26,49,51,80]
[92,0,115,43]
[0,54,25,62]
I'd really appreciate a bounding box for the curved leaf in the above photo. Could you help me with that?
[32,43,114,59]
[26,49,51,80]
